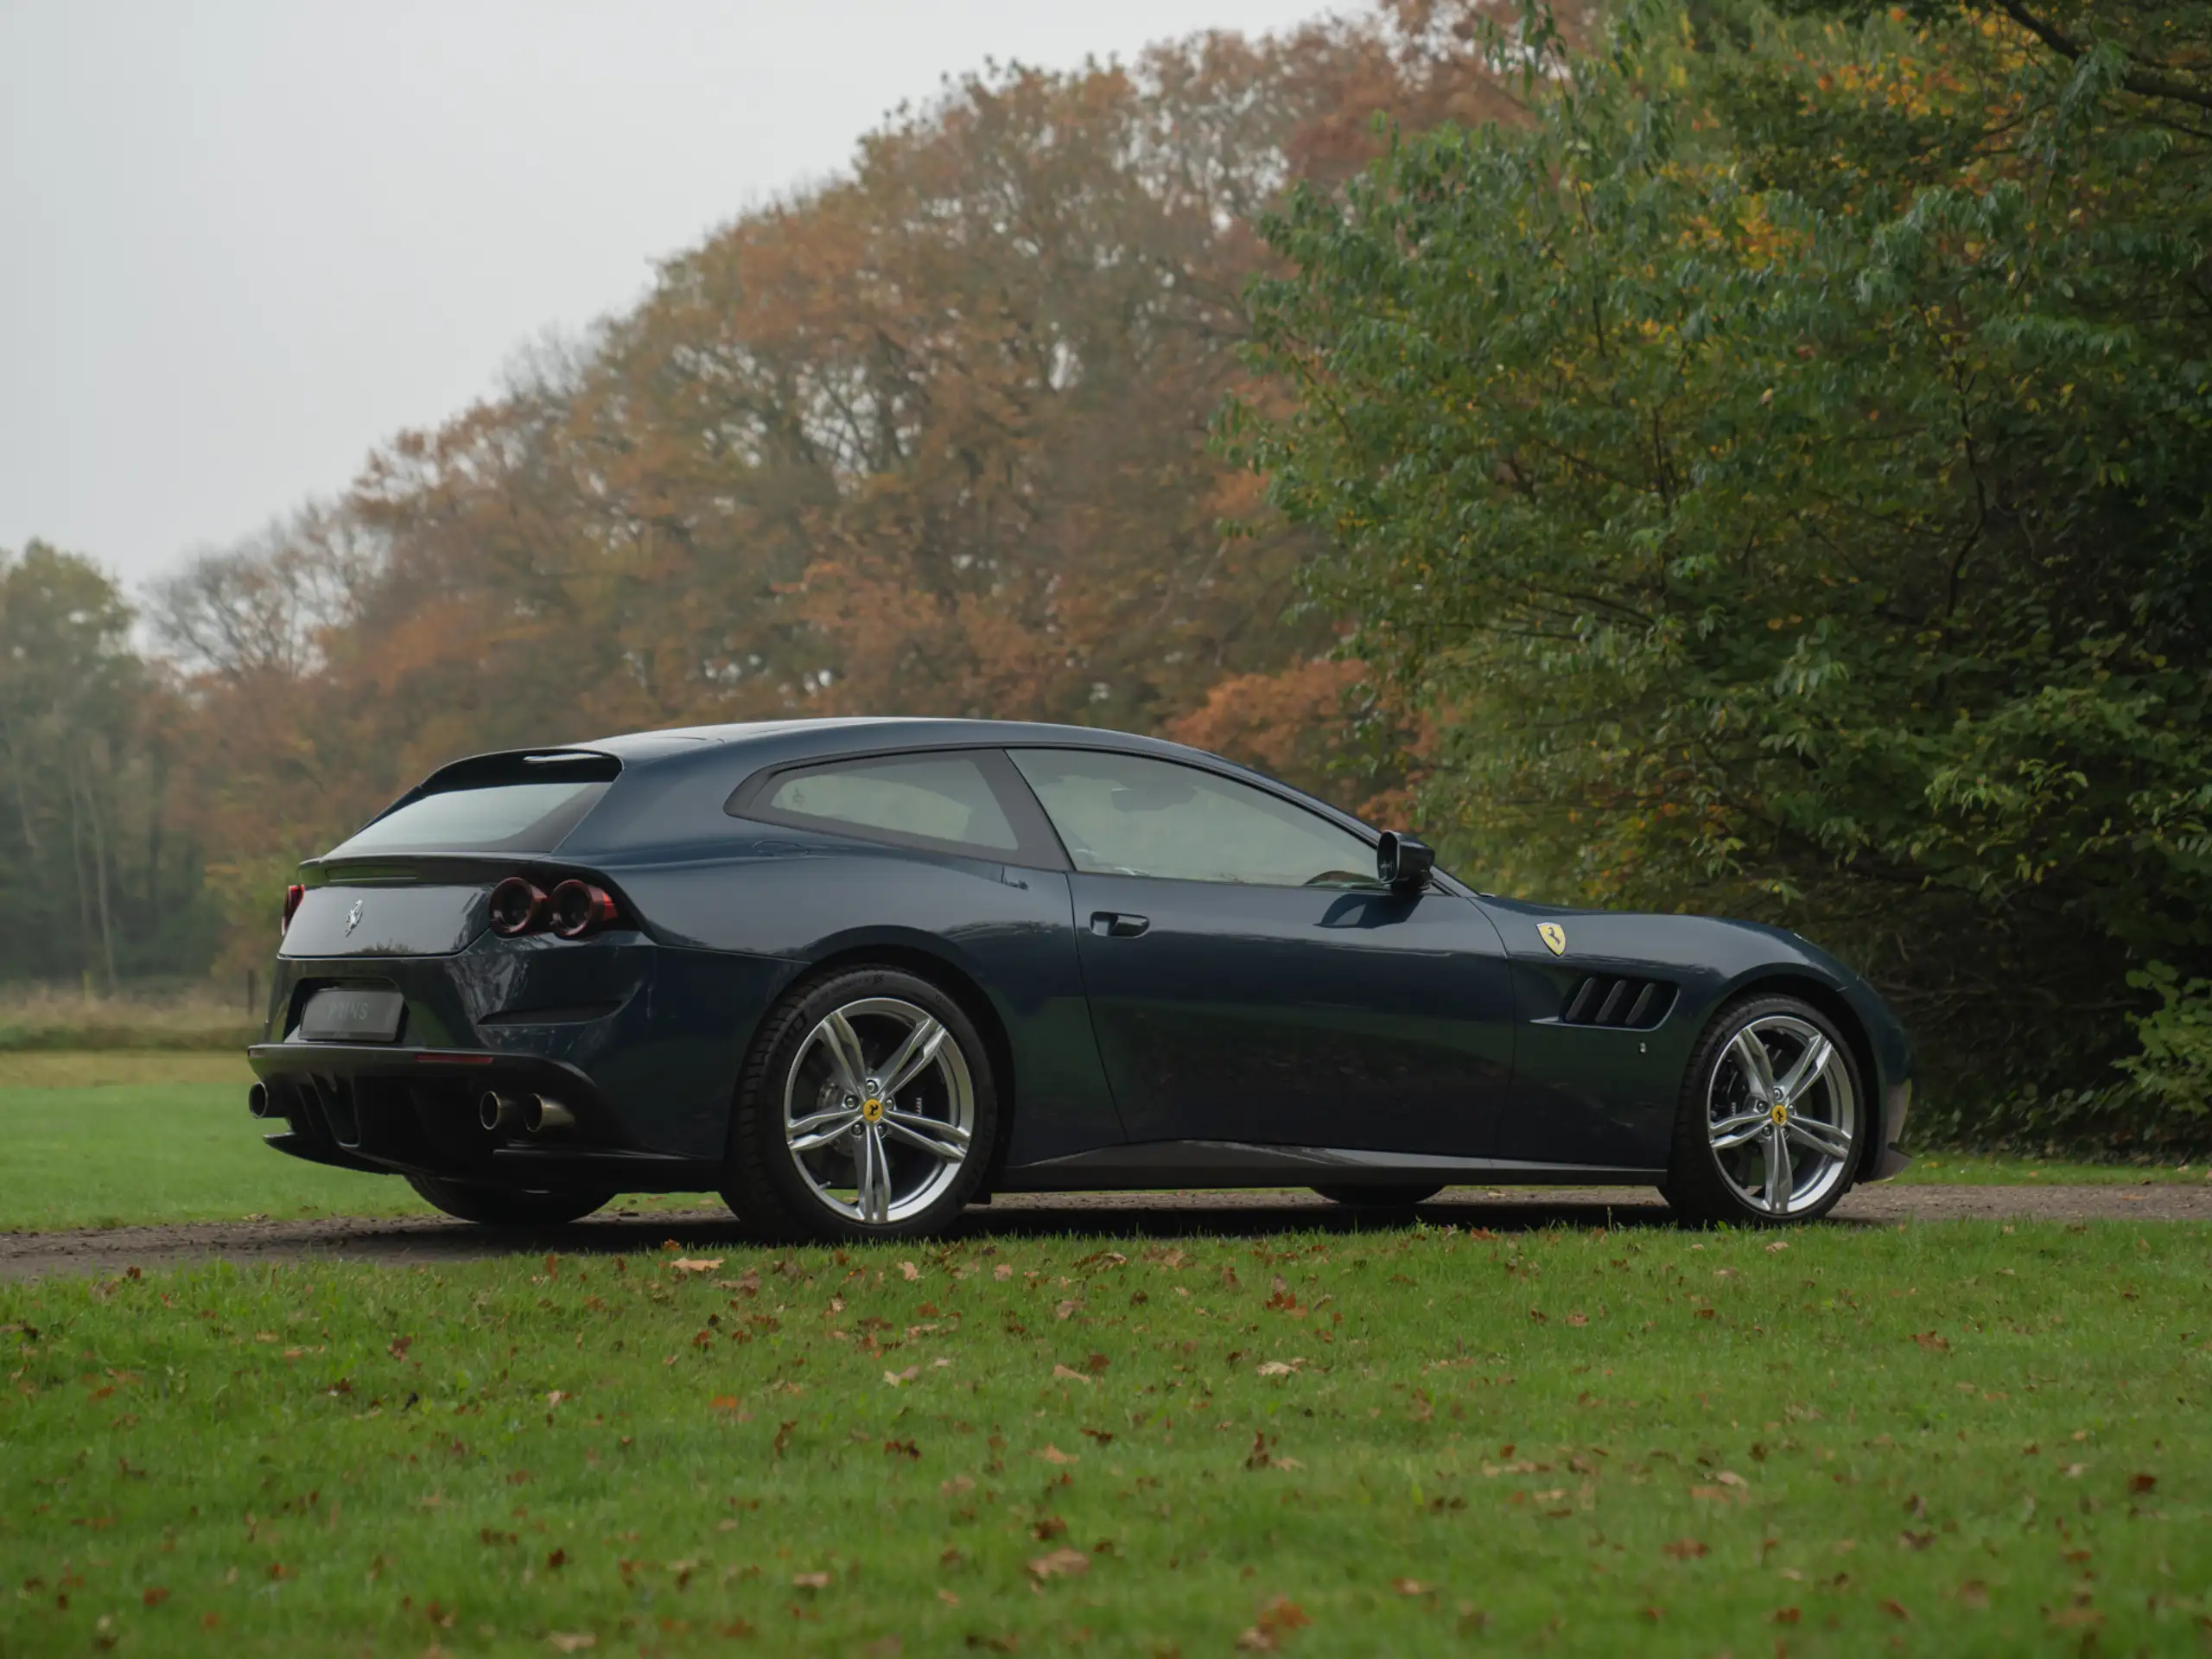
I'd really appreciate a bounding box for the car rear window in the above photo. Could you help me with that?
[330,779,610,856]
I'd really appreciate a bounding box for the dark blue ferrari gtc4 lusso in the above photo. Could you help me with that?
[251,718,1913,1238]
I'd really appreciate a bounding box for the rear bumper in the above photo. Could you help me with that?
[248,1042,721,1192]
[254,935,800,1185]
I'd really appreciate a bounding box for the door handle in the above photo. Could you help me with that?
[1089,912,1150,938]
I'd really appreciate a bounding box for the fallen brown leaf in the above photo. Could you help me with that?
[1027,1547,1089,1581]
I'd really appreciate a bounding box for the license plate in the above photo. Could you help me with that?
[299,987,406,1043]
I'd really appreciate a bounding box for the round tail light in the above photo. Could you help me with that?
[549,880,620,939]
[488,876,548,936]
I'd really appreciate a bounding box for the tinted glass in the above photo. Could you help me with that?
[331,780,608,856]
[765,753,1019,852]
[1010,749,1378,887]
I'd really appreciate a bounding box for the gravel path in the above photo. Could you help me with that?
[3,1181,2207,1281]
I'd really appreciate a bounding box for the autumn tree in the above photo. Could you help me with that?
[157,3,1544,964]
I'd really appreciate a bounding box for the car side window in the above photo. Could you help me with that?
[1008,749,1380,888]
[759,753,1021,854]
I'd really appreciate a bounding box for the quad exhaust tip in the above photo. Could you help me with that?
[247,1082,272,1119]
[479,1090,575,1136]
[479,1090,520,1132]
[524,1095,575,1135]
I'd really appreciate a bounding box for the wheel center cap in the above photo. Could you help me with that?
[1770,1099,1789,1124]
[861,1096,885,1123]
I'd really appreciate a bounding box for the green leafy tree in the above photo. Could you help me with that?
[1234,2,2212,1143]
[0,543,218,987]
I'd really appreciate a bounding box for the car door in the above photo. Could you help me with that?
[1005,747,1516,1156]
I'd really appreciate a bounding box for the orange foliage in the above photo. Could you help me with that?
[151,3,1562,960]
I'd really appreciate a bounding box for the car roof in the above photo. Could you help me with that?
[576,715,1238,771]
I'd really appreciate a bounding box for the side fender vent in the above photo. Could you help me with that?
[1560,976,1676,1029]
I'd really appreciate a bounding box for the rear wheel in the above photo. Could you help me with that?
[404,1175,613,1227]
[722,967,996,1243]
[1312,1184,1444,1208]
[1663,994,1862,1225]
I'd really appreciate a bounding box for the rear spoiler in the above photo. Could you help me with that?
[365,748,622,829]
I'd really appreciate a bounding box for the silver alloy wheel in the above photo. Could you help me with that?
[1703,1013,1857,1217]
[781,995,976,1225]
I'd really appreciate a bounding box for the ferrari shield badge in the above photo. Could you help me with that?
[1537,922,1567,957]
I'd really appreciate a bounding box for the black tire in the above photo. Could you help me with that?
[1312,1184,1444,1208]
[1663,993,1864,1227]
[404,1175,613,1227]
[721,966,997,1243]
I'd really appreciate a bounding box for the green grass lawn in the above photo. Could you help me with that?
[0,1054,706,1232]
[3,1222,2207,1656]
[1892,1154,2209,1185]
[0,1053,426,1231]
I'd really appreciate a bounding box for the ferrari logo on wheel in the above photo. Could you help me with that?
[1538,922,1567,957]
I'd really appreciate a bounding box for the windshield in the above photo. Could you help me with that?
[329,780,609,856]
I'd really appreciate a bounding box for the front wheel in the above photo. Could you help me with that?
[1663,994,1863,1226]
[721,967,997,1243]
[1312,1184,1443,1208]
[404,1175,613,1227]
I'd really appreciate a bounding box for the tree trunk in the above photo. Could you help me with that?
[81,760,119,992]
[0,715,41,859]
[65,751,94,980]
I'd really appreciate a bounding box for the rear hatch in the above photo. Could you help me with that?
[283,749,619,959]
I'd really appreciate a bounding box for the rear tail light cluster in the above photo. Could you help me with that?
[281,883,305,937]
[489,875,622,940]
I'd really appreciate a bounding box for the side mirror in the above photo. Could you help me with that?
[1376,830,1435,893]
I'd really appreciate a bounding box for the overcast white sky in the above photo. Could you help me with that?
[1,0,1338,588]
